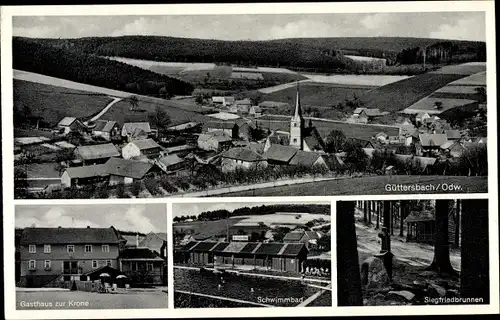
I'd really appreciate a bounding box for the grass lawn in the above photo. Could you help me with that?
[16,289,167,310]
[255,117,399,140]
[20,162,60,179]
[14,80,114,127]
[215,175,487,197]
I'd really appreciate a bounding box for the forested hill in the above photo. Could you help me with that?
[196,204,331,221]
[19,36,486,72]
[12,37,194,96]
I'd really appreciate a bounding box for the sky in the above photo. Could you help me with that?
[12,12,485,41]
[173,202,329,218]
[15,204,167,233]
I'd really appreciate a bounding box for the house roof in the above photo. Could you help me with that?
[259,101,290,108]
[158,154,184,167]
[419,134,448,147]
[262,144,297,162]
[76,143,120,160]
[283,231,305,242]
[440,141,456,149]
[376,132,389,138]
[130,139,162,151]
[131,128,148,138]
[289,150,322,167]
[355,108,382,117]
[445,130,461,139]
[253,243,283,255]
[93,120,118,133]
[416,112,429,118]
[64,164,109,179]
[119,248,163,260]
[240,242,260,254]
[138,232,167,253]
[234,99,252,105]
[210,242,230,253]
[20,227,120,245]
[106,158,154,179]
[180,241,200,252]
[222,241,248,254]
[191,241,218,252]
[404,210,435,223]
[250,106,262,113]
[203,121,237,131]
[281,243,307,256]
[58,117,77,127]
[222,147,264,162]
[123,122,151,134]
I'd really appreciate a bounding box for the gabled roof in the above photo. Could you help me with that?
[222,241,248,254]
[253,243,285,255]
[416,112,430,118]
[76,143,120,160]
[419,134,448,147]
[262,144,297,162]
[281,243,307,256]
[234,98,252,105]
[445,130,461,140]
[222,147,264,162]
[240,242,260,254]
[289,150,322,167]
[58,117,77,127]
[250,106,262,113]
[283,231,305,242]
[191,241,218,252]
[119,248,164,260]
[106,158,154,179]
[129,138,162,151]
[158,154,184,167]
[123,122,151,134]
[210,242,230,253]
[93,120,118,133]
[199,131,233,143]
[63,164,109,179]
[203,122,237,130]
[20,227,120,245]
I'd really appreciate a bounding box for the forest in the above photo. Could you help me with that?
[17,36,486,74]
[12,37,194,97]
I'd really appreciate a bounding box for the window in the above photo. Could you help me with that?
[67,245,75,253]
[106,260,112,267]
[29,245,36,253]
[293,139,297,143]
[102,245,110,252]
[29,260,36,270]
[92,260,98,269]
[44,260,51,270]
[294,123,297,127]
[44,245,51,253]
[85,245,92,253]
[147,263,154,271]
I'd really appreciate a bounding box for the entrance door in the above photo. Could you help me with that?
[63,261,78,274]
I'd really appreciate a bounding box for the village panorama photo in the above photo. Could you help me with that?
[10,11,488,199]
[14,203,168,310]
[172,201,332,308]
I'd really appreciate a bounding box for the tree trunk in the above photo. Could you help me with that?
[383,201,390,230]
[455,200,460,247]
[363,201,367,223]
[429,200,456,274]
[368,201,372,225]
[399,201,405,237]
[337,201,363,306]
[460,199,489,304]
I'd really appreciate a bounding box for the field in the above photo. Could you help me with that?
[214,175,487,197]
[255,117,399,140]
[403,97,477,114]
[448,71,486,86]
[260,82,372,109]
[173,218,245,238]
[430,62,486,75]
[358,73,467,112]
[301,74,410,86]
[14,80,114,127]
[232,212,331,225]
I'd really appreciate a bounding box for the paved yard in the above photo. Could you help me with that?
[16,288,168,309]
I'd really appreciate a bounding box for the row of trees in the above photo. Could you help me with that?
[196,204,330,221]
[396,41,487,65]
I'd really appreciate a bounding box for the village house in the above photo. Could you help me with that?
[249,106,263,117]
[233,98,252,113]
[57,117,86,135]
[227,221,269,241]
[349,138,376,149]
[91,120,121,141]
[353,108,384,122]
[61,164,109,188]
[220,147,268,172]
[74,143,120,165]
[262,144,299,166]
[122,138,163,161]
[212,96,235,107]
[197,131,233,152]
[106,158,162,185]
[264,131,290,151]
[289,150,329,170]
[415,112,431,126]
[166,121,199,132]
[121,122,152,142]
[283,230,323,248]
[118,247,166,285]
[154,154,185,173]
[404,209,457,245]
[445,130,461,141]
[440,141,466,158]
[139,232,168,258]
[236,120,256,141]
[178,241,309,273]
[202,121,239,139]
[417,133,448,156]
[18,227,121,287]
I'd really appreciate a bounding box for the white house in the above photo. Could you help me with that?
[91,120,120,141]
[415,112,431,125]
[220,147,268,172]
[57,117,86,135]
[122,139,163,160]
[212,96,235,106]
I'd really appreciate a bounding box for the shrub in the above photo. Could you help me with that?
[130,181,143,197]
[144,178,161,196]
[115,183,128,198]
[160,179,178,194]
[94,184,109,199]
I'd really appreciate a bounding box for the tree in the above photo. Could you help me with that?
[428,200,456,274]
[152,106,171,133]
[273,227,290,242]
[195,95,204,105]
[14,167,28,199]
[343,140,369,173]
[337,201,363,306]
[55,148,75,163]
[159,87,173,99]
[249,125,266,141]
[460,199,489,303]
[325,130,346,153]
[317,234,331,251]
[127,95,139,111]
[475,87,486,103]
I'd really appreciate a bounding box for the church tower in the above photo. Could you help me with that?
[290,84,304,149]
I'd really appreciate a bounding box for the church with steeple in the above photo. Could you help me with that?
[288,85,325,152]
